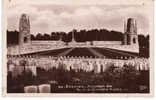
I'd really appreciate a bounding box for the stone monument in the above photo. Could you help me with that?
[19,14,31,45]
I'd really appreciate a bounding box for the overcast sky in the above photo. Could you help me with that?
[7,0,151,35]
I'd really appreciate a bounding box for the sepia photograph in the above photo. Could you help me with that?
[2,0,154,97]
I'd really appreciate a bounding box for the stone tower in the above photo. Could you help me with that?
[123,18,138,46]
[19,14,31,45]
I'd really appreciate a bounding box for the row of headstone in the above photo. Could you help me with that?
[24,84,51,93]
[7,55,137,60]
[8,64,37,78]
[7,57,149,76]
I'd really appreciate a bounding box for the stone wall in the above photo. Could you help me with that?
[31,40,64,45]
[105,45,139,53]
[7,45,20,55]
[7,41,66,55]
[93,41,122,45]
[7,40,139,55]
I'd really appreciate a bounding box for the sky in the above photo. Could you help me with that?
[7,0,152,35]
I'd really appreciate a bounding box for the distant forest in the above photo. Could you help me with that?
[7,29,149,48]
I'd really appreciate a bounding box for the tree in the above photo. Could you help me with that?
[35,33,43,40]
[31,34,36,40]
[43,33,51,40]
[7,30,19,46]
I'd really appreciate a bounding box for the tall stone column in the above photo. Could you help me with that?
[123,18,138,46]
[19,14,31,45]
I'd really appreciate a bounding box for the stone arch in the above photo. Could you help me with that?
[133,38,136,44]
[127,35,130,45]
[24,37,28,43]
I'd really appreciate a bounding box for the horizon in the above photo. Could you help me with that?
[7,28,149,36]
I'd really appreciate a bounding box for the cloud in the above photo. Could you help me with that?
[7,1,151,35]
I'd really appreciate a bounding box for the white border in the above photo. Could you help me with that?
[1,0,154,97]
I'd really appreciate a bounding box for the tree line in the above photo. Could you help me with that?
[30,29,123,42]
[7,29,149,48]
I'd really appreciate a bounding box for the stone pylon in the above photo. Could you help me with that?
[19,14,31,45]
[123,18,138,46]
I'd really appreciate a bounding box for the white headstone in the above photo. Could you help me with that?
[38,84,51,93]
[24,85,38,93]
